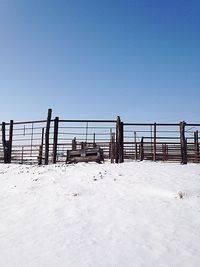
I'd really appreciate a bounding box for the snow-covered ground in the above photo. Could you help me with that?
[0,162,200,267]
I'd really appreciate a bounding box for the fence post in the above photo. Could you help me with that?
[180,121,187,164]
[116,116,124,163]
[8,120,13,163]
[134,131,137,161]
[194,130,199,163]
[115,116,120,163]
[53,117,59,164]
[72,137,77,150]
[45,108,52,165]
[119,121,124,163]
[38,145,43,165]
[166,145,168,161]
[139,137,144,161]
[110,132,115,163]
[2,122,8,163]
[38,127,44,165]
[153,123,156,161]
[93,133,96,148]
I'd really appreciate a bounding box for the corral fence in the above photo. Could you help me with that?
[0,109,199,165]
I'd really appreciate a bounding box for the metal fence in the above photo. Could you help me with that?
[0,109,199,164]
[123,123,200,163]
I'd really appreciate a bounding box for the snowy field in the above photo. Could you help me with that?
[0,162,200,267]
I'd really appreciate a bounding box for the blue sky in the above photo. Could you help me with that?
[0,0,199,122]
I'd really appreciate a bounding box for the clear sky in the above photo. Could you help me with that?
[0,0,199,123]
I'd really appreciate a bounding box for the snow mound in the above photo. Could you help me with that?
[0,162,200,267]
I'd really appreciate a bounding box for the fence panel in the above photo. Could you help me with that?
[9,120,50,164]
[0,112,199,164]
[123,123,200,163]
[55,120,116,163]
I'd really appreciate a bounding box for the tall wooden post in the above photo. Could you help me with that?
[119,121,124,163]
[180,121,187,164]
[115,116,120,163]
[134,131,137,160]
[139,137,144,161]
[2,121,13,164]
[110,132,115,163]
[166,145,168,161]
[2,122,8,163]
[45,108,52,165]
[93,133,96,148]
[53,117,59,164]
[38,127,44,165]
[115,116,124,163]
[8,120,13,163]
[153,123,156,161]
[194,130,199,163]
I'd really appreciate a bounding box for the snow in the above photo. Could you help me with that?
[0,162,200,267]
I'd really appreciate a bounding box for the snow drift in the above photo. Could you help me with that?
[0,162,200,267]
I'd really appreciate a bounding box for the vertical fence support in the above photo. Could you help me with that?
[38,128,44,165]
[134,131,137,161]
[2,122,8,163]
[120,121,124,163]
[194,130,199,163]
[8,120,13,163]
[180,121,187,164]
[110,132,115,163]
[153,123,156,161]
[2,121,13,164]
[166,145,169,161]
[115,116,120,163]
[139,137,144,161]
[93,133,96,148]
[53,117,59,164]
[45,109,52,165]
[30,123,34,157]
[109,130,111,160]
[115,116,124,163]
[72,137,77,150]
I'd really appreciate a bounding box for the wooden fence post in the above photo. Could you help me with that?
[72,137,77,150]
[38,145,43,165]
[134,131,137,161]
[45,109,52,165]
[2,122,8,163]
[8,120,13,163]
[115,116,124,163]
[139,137,144,161]
[38,127,44,165]
[153,123,156,161]
[53,117,59,164]
[21,147,24,164]
[110,132,115,163]
[93,133,96,148]
[119,121,124,163]
[194,130,199,163]
[2,121,13,164]
[115,116,120,163]
[180,121,187,164]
